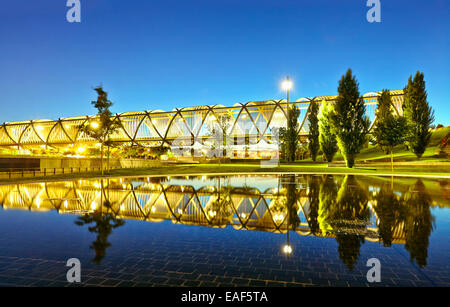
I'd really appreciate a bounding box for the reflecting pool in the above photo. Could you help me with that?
[0,174,449,287]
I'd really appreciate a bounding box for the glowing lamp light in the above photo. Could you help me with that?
[281,78,293,91]
[77,146,86,154]
[90,122,99,129]
[36,125,44,131]
[274,213,284,222]
[282,244,293,254]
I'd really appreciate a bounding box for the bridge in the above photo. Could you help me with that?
[0,90,404,155]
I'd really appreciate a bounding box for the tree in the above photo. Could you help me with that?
[217,113,233,164]
[206,112,232,165]
[284,105,300,162]
[275,127,287,162]
[318,102,338,163]
[331,69,370,168]
[373,90,408,171]
[307,100,320,161]
[83,86,120,175]
[403,71,435,158]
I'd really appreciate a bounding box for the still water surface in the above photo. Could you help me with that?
[0,174,449,287]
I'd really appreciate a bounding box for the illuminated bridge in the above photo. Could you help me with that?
[0,90,404,155]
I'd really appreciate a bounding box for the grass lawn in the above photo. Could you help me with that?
[341,126,449,163]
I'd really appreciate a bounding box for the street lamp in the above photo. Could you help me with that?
[281,76,293,110]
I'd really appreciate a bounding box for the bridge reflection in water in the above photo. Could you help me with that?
[0,174,442,268]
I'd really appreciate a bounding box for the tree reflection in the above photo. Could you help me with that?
[334,176,370,271]
[209,177,234,225]
[319,175,370,271]
[402,179,435,268]
[75,199,125,265]
[285,175,300,230]
[307,175,321,235]
[318,175,338,234]
[373,184,403,247]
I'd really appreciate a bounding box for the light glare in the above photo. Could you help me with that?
[281,79,293,91]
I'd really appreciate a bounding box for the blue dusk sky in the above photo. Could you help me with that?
[0,0,448,125]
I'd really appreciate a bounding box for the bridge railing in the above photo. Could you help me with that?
[0,167,105,180]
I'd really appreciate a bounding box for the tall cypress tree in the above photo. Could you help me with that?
[319,102,338,163]
[373,89,408,170]
[403,71,434,158]
[307,100,320,161]
[331,69,370,168]
[284,106,300,162]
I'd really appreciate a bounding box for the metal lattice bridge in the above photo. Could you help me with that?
[0,90,404,156]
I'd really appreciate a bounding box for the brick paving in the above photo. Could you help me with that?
[0,212,449,287]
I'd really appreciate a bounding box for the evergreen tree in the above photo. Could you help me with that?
[307,100,320,161]
[318,102,338,162]
[283,106,300,162]
[373,90,408,170]
[331,69,370,168]
[403,71,435,158]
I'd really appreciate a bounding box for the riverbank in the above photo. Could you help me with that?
[1,162,449,184]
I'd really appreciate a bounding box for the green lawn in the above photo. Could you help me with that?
[357,126,449,162]
[310,126,450,163]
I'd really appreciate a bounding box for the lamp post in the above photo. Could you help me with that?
[281,76,293,111]
[280,77,294,163]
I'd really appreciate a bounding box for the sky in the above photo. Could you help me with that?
[0,0,448,125]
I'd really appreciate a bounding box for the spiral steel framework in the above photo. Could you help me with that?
[0,90,404,153]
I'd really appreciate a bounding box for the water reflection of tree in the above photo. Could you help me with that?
[307,175,321,235]
[270,176,300,231]
[334,176,370,271]
[373,184,403,247]
[209,177,234,225]
[402,179,435,268]
[318,175,338,234]
[281,176,300,230]
[319,175,370,271]
[75,199,125,265]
